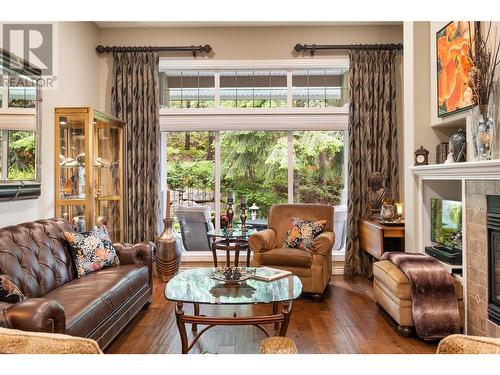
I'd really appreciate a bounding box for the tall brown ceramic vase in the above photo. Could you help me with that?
[156,190,182,282]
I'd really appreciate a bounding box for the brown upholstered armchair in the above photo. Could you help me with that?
[249,204,335,296]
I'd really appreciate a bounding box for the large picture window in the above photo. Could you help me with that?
[165,129,347,253]
[161,59,348,254]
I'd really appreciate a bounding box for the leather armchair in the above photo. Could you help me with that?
[249,204,335,295]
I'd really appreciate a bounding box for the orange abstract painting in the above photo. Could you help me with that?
[436,21,475,117]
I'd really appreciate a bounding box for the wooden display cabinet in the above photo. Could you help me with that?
[54,107,125,242]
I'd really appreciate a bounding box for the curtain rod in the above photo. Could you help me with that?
[95,44,213,57]
[294,43,403,56]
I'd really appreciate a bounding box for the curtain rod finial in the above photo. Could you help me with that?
[294,43,304,52]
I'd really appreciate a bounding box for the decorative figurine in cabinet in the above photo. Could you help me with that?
[54,107,125,242]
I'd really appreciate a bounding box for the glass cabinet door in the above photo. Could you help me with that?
[58,115,87,200]
[56,113,89,231]
[94,119,122,242]
[55,108,124,242]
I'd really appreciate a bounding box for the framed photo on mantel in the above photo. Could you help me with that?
[436,21,476,117]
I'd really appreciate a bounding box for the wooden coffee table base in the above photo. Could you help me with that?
[174,301,293,354]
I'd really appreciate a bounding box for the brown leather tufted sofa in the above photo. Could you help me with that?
[0,218,154,350]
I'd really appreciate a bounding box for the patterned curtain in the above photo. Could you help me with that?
[344,49,399,277]
[111,52,161,243]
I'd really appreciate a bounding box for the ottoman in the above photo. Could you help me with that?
[373,260,464,337]
[260,337,298,354]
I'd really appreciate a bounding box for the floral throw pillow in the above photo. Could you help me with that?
[0,276,25,304]
[283,217,327,251]
[64,228,120,277]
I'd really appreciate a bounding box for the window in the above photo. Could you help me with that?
[159,60,349,111]
[0,72,38,181]
[220,70,287,108]
[165,129,347,253]
[166,131,215,217]
[292,69,349,108]
[161,60,349,254]
[8,74,37,108]
[221,131,288,218]
[160,71,215,109]
[293,131,345,205]
[0,130,36,181]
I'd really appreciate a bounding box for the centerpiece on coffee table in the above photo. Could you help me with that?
[210,266,256,284]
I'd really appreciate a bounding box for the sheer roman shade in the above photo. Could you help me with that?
[0,114,36,131]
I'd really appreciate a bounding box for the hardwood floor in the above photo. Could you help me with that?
[106,275,438,354]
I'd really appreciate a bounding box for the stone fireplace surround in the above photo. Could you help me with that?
[466,180,500,337]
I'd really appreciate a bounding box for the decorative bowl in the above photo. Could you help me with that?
[210,267,256,284]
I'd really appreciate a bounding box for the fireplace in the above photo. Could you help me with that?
[487,195,500,325]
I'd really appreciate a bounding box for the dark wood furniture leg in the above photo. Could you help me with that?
[234,242,240,267]
[279,301,292,336]
[246,246,251,266]
[273,302,279,330]
[225,238,231,267]
[175,302,189,354]
[192,303,200,332]
[211,238,218,267]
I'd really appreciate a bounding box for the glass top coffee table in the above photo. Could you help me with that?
[165,267,302,354]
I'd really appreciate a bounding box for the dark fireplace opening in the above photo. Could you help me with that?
[487,195,500,325]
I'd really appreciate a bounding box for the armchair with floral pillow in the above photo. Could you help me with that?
[249,204,335,296]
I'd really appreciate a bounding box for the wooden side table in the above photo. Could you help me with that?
[359,218,405,260]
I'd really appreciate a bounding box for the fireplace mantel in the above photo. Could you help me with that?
[410,160,500,180]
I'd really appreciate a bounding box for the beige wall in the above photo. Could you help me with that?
[0,22,100,226]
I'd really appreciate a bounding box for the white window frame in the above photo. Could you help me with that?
[160,59,349,262]
[0,71,37,180]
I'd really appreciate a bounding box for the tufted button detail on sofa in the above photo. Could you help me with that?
[0,220,75,298]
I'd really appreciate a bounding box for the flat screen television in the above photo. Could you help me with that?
[430,198,463,250]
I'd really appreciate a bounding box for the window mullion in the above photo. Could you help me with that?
[2,74,8,109]
[287,131,294,204]
[214,72,220,108]
[286,70,292,108]
[2,131,9,179]
[214,131,221,230]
